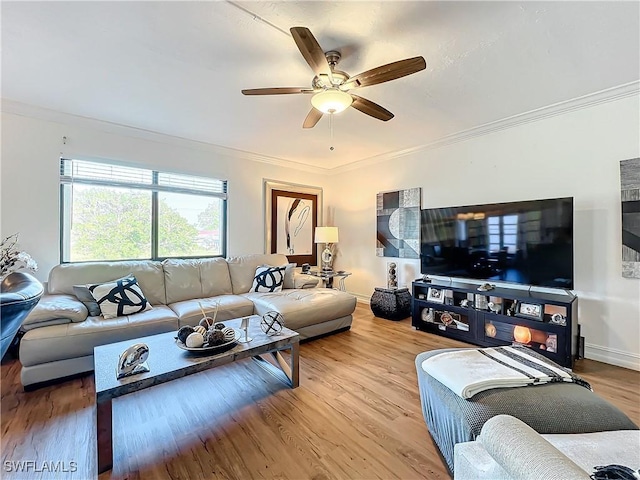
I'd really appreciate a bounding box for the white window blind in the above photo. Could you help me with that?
[60,159,227,198]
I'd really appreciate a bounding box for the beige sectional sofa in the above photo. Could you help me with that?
[20,253,356,388]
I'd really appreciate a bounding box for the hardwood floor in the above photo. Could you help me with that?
[1,303,639,480]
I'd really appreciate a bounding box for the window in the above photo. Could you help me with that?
[60,159,227,262]
[488,214,518,254]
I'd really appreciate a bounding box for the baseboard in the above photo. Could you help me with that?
[353,293,371,304]
[585,343,640,371]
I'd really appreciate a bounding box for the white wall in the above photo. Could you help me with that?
[0,109,328,281]
[2,96,639,370]
[328,95,640,370]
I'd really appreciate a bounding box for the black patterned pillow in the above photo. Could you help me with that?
[251,266,286,293]
[88,275,152,319]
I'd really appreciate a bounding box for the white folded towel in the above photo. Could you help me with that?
[421,346,573,399]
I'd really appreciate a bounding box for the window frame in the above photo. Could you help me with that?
[59,158,228,263]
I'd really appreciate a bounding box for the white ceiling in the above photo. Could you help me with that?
[2,1,639,169]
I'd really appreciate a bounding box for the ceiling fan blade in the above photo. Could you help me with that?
[241,87,314,95]
[290,27,333,80]
[344,56,426,89]
[350,95,394,121]
[303,108,323,128]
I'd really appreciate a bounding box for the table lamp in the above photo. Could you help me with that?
[315,226,339,272]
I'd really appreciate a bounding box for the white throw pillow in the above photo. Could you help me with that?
[89,275,152,319]
[251,266,286,293]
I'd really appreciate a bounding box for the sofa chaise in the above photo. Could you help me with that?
[19,253,356,388]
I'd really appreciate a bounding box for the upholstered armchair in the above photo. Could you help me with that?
[1,272,43,360]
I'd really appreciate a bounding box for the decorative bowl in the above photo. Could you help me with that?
[175,328,241,353]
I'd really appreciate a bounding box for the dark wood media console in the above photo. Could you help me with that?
[411,280,579,368]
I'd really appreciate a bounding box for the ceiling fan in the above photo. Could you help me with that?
[242,27,426,128]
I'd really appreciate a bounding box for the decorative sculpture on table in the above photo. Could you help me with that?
[239,316,253,343]
[116,343,150,379]
[261,311,284,336]
[387,262,398,289]
[487,302,502,314]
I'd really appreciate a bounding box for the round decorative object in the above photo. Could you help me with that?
[513,326,532,344]
[205,328,226,346]
[485,322,497,338]
[421,307,432,322]
[221,327,235,341]
[199,316,214,328]
[185,332,204,348]
[214,322,225,330]
[260,311,284,336]
[550,313,566,326]
[370,287,411,321]
[440,312,454,326]
[193,325,206,335]
[177,326,195,344]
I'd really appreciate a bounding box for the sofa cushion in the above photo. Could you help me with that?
[282,263,296,289]
[88,275,152,319]
[168,295,255,328]
[251,266,286,293]
[22,294,88,326]
[19,305,178,366]
[243,289,357,331]
[73,285,102,316]
[163,258,233,304]
[227,254,289,294]
[199,258,233,297]
[48,260,166,305]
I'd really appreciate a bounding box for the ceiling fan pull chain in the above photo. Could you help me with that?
[329,113,335,151]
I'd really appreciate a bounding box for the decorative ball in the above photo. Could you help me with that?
[214,322,225,330]
[205,329,226,346]
[193,325,206,335]
[260,311,284,336]
[221,327,235,341]
[177,326,195,344]
[199,317,213,328]
[185,332,204,348]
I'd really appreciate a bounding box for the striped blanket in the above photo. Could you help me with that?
[421,346,591,399]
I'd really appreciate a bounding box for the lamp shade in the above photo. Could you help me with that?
[311,89,353,114]
[314,226,339,243]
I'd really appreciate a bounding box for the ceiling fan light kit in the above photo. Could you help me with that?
[242,26,426,128]
[311,89,353,114]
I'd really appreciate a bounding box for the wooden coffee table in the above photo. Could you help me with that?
[93,316,299,474]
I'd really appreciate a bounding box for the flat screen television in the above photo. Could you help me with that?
[420,197,574,289]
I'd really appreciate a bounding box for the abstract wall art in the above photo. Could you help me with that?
[376,187,421,258]
[264,180,321,266]
[621,158,640,279]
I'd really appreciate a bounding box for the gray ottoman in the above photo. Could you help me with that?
[415,349,638,473]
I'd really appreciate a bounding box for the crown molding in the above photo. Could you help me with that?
[0,99,329,175]
[3,80,638,176]
[330,81,640,175]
